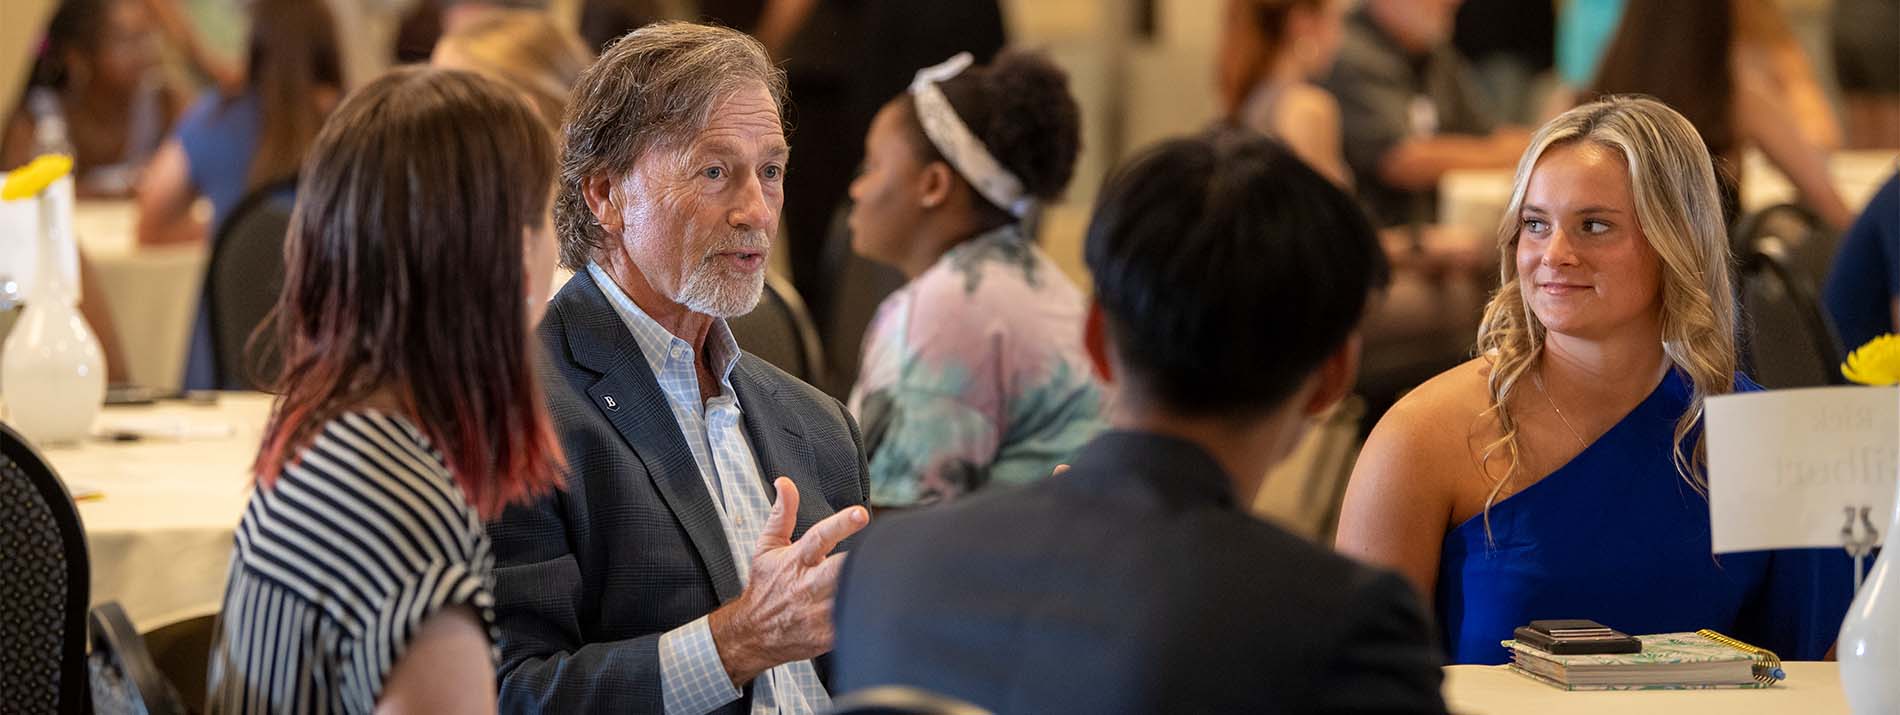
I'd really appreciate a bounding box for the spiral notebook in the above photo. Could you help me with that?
[1501,630,1785,691]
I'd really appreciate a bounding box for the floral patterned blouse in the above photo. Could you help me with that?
[848,224,1105,508]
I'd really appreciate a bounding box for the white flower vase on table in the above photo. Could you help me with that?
[1837,336,1900,715]
[1,157,104,445]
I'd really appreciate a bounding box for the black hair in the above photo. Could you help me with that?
[30,0,111,90]
[898,49,1082,210]
[1085,129,1389,418]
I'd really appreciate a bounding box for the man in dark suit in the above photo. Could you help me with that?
[831,131,1449,714]
[488,22,870,714]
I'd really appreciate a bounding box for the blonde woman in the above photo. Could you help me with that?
[431,10,593,132]
[1336,96,1853,665]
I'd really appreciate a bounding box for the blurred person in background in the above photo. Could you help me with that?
[431,9,595,134]
[1550,0,1844,153]
[441,0,554,34]
[1553,0,1624,104]
[1,0,203,381]
[1729,0,1841,152]
[846,50,1103,510]
[2,0,183,197]
[136,0,342,391]
[1832,0,1900,148]
[576,0,672,53]
[1222,0,1489,428]
[1450,0,1554,126]
[1216,0,1351,188]
[1580,0,1852,229]
[395,0,556,64]
[204,65,565,713]
[1322,0,1530,231]
[1825,172,1899,349]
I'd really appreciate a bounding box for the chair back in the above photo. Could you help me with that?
[1732,203,1841,290]
[1733,205,1847,388]
[730,271,828,386]
[206,182,296,391]
[0,421,90,713]
[1253,395,1366,543]
[88,602,186,715]
[826,686,993,715]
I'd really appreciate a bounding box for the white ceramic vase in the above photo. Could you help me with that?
[1,173,103,445]
[1837,388,1900,715]
[1,296,104,444]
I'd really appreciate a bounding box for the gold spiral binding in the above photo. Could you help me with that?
[1697,629,1784,685]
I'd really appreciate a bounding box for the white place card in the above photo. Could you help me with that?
[0,190,39,294]
[1707,386,1897,553]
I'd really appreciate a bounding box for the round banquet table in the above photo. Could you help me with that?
[1442,662,1851,715]
[41,392,273,632]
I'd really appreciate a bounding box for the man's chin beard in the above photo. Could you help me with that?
[675,266,766,318]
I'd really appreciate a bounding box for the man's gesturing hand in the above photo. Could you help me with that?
[708,477,869,686]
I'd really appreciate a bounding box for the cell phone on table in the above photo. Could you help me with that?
[1513,619,1642,655]
[104,384,160,406]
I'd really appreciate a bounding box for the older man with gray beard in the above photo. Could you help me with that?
[487,22,871,715]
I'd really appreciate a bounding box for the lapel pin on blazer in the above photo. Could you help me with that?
[603,395,619,411]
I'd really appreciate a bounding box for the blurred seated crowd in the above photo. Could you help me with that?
[2,0,1897,712]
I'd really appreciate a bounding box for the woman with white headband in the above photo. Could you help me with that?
[845,49,1104,510]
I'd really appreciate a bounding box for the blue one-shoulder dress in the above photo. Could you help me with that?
[1435,369,1856,664]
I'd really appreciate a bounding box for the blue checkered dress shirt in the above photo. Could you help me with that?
[588,263,831,714]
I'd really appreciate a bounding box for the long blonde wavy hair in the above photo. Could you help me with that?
[1474,96,1738,526]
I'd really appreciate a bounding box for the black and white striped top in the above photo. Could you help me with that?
[206,411,497,714]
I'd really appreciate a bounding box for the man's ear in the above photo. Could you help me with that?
[918,161,955,210]
[582,173,621,234]
[1303,333,1361,417]
[1084,301,1115,385]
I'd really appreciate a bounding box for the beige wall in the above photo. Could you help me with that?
[1,0,58,118]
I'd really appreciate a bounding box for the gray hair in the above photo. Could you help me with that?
[555,21,787,270]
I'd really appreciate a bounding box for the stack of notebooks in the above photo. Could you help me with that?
[1501,630,1785,691]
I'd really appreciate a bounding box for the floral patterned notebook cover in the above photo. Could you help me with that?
[1501,632,1769,691]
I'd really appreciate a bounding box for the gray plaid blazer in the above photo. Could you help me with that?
[489,269,869,714]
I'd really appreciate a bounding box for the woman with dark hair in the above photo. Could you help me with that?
[845,50,1103,509]
[1581,0,1852,229]
[1216,0,1350,187]
[135,0,342,390]
[1,0,183,196]
[203,66,565,712]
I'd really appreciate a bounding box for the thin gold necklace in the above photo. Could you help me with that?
[1532,369,1591,450]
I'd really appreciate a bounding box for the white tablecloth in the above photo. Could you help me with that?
[1443,662,1850,715]
[73,200,208,394]
[43,392,272,632]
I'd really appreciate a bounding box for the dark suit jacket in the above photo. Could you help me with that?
[833,431,1447,714]
[490,269,869,713]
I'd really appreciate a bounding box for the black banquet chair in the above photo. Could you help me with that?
[730,270,829,386]
[0,422,185,714]
[0,422,91,712]
[206,181,297,391]
[1731,203,1847,389]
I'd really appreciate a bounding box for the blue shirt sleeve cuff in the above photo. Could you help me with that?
[659,615,743,714]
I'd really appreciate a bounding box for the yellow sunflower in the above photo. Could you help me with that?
[1842,334,1900,386]
[1,154,74,201]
